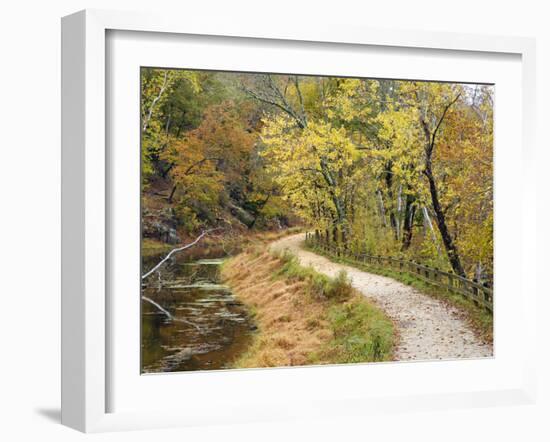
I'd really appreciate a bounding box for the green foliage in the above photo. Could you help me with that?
[173,205,202,233]
[275,250,353,301]
[140,68,493,281]
[141,68,202,184]
[259,78,493,279]
[323,301,394,363]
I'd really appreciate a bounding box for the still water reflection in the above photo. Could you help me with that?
[141,253,255,373]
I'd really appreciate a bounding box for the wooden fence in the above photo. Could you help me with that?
[304,232,493,313]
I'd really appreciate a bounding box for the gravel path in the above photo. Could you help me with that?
[270,233,493,361]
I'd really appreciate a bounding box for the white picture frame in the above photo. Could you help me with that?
[61,9,537,433]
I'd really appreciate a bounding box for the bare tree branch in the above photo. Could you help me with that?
[241,75,307,128]
[141,295,202,330]
[429,93,461,156]
[141,295,173,319]
[142,228,221,280]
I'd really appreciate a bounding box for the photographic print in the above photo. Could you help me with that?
[140,68,493,374]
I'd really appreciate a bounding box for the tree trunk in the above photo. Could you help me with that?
[418,91,463,275]
[424,164,465,276]
[422,206,442,258]
[395,184,402,240]
[168,183,178,203]
[376,190,387,227]
[383,162,399,240]
[247,192,271,229]
[401,194,416,250]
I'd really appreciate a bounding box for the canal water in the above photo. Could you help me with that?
[141,252,255,373]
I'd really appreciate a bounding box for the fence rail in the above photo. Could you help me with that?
[304,232,493,313]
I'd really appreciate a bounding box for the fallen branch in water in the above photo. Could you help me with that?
[141,295,202,331]
[141,295,173,320]
[142,228,220,280]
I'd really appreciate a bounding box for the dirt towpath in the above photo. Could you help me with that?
[270,233,492,361]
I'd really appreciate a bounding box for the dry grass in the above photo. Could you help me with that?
[222,251,325,367]
[222,249,394,368]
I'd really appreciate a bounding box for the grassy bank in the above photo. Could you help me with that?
[306,245,493,344]
[221,248,395,368]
